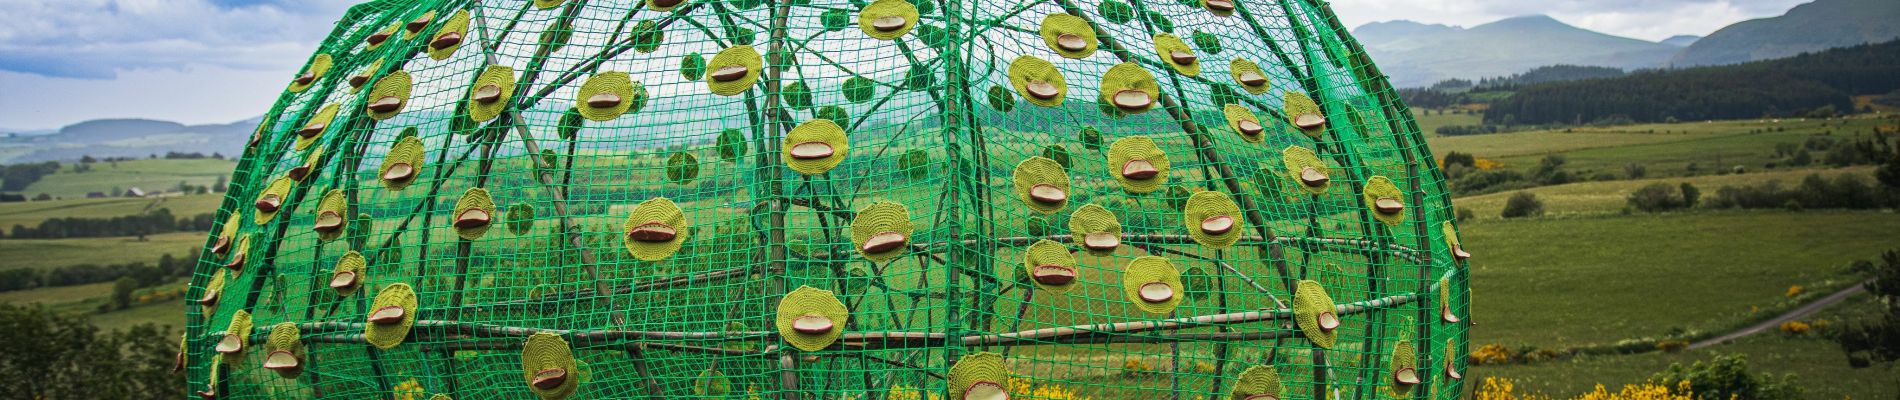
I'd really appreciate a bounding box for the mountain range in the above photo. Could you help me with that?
[1354,0,1899,88]
[1355,15,1681,88]
[1670,0,1900,67]
[0,118,258,164]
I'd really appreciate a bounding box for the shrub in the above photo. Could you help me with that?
[1679,183,1701,208]
[1443,151,1477,168]
[1469,343,1514,365]
[0,304,178,398]
[1834,249,1900,368]
[1707,174,1885,210]
[1624,163,1648,179]
[1878,153,1900,189]
[1627,183,1687,212]
[1456,207,1476,223]
[1648,353,1803,400]
[1501,192,1545,218]
[1778,321,1811,335]
[1656,340,1689,353]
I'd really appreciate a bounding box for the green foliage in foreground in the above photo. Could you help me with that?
[0,303,177,399]
[1834,250,1900,368]
[1648,354,1803,400]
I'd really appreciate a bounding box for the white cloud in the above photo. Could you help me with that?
[0,0,354,78]
[0,0,1821,130]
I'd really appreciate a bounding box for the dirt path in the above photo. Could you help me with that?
[1688,279,1873,350]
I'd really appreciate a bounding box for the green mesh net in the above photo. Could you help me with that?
[183,0,1471,398]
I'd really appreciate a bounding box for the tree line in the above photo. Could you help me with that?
[1488,40,1900,125]
[0,250,197,292]
[4,208,214,239]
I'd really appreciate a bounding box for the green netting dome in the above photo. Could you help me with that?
[183,0,1471,398]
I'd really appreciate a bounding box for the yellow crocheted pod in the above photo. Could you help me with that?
[775,286,849,352]
[1068,203,1123,256]
[948,352,1011,399]
[294,103,339,151]
[217,310,253,365]
[1223,104,1266,143]
[287,54,331,93]
[199,269,226,314]
[1039,13,1097,59]
[380,135,425,191]
[1282,146,1331,195]
[1008,56,1068,107]
[263,322,305,379]
[1363,175,1407,226]
[453,187,496,240]
[1293,280,1339,349]
[402,11,435,40]
[849,201,912,262]
[468,65,517,123]
[706,45,763,96]
[364,70,412,120]
[1388,338,1420,396]
[1122,256,1183,314]
[212,212,242,258]
[1099,63,1160,116]
[1011,156,1071,215]
[1183,190,1243,249]
[287,144,324,182]
[782,119,848,175]
[1229,58,1270,94]
[858,0,918,40]
[623,197,688,261]
[576,72,641,121]
[1022,239,1080,294]
[1285,92,1327,138]
[365,22,400,52]
[1107,136,1170,193]
[534,0,567,9]
[1229,365,1284,400]
[521,332,581,400]
[330,251,366,297]
[253,177,293,225]
[313,189,348,242]
[428,10,469,61]
[1153,33,1201,76]
[365,283,418,350]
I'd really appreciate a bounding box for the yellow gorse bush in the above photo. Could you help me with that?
[1470,343,1515,365]
[1477,377,1696,400]
[1778,320,1811,335]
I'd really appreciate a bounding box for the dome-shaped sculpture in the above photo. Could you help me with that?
[183,0,1471,398]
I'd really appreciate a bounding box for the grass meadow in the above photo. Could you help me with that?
[1,114,1897,397]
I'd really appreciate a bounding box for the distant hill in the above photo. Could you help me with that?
[1353,15,1681,88]
[1671,0,1900,67]
[0,118,259,164]
[1488,40,1900,125]
[1661,35,1702,47]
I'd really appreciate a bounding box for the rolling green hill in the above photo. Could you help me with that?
[1488,40,1900,124]
[1354,15,1679,88]
[1671,0,1900,67]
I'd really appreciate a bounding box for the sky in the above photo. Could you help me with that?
[0,0,1815,131]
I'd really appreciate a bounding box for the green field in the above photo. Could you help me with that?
[0,193,224,228]
[1,114,1898,397]
[1463,210,1895,349]
[0,232,205,270]
[1451,166,1875,219]
[1430,117,1893,179]
[1413,108,1486,137]
[1475,294,1899,400]
[18,158,235,199]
